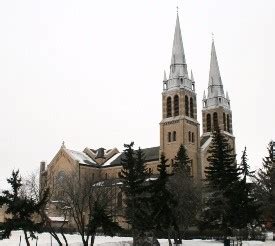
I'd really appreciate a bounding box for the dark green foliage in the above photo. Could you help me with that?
[0,170,48,246]
[173,144,191,175]
[150,154,176,232]
[253,142,275,221]
[88,201,121,237]
[169,145,201,242]
[201,128,239,235]
[119,142,151,240]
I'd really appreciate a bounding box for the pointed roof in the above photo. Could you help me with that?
[191,70,194,81]
[170,13,186,66]
[208,40,224,98]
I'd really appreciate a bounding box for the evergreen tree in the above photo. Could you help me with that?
[150,154,176,244]
[232,147,259,232]
[173,144,191,175]
[168,145,201,243]
[0,170,48,246]
[254,142,275,221]
[119,142,151,245]
[202,128,239,236]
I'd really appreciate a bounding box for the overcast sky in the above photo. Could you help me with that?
[0,0,274,188]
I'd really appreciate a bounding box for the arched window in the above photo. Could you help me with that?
[206,114,211,132]
[167,97,172,117]
[185,96,189,116]
[213,112,218,130]
[173,131,176,141]
[190,98,194,118]
[227,114,230,133]
[223,113,227,131]
[174,95,179,116]
[168,132,171,142]
[188,131,191,142]
[117,192,123,209]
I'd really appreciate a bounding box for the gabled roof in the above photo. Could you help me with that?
[108,146,160,167]
[65,149,97,165]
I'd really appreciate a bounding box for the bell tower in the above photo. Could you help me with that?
[160,13,201,179]
[202,40,235,148]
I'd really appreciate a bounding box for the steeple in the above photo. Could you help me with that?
[169,13,188,78]
[207,40,224,98]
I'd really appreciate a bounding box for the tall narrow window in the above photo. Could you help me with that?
[206,114,211,132]
[167,97,172,117]
[213,112,218,130]
[174,95,179,116]
[227,114,230,133]
[188,131,191,142]
[173,131,176,141]
[185,96,189,116]
[190,98,194,118]
[192,132,194,143]
[168,132,171,142]
[223,113,227,131]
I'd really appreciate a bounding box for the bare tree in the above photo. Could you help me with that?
[57,171,121,246]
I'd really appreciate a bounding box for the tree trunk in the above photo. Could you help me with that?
[61,230,68,246]
[90,234,95,246]
[23,230,30,246]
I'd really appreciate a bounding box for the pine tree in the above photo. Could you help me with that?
[232,147,259,232]
[254,142,275,221]
[173,144,191,175]
[168,145,201,243]
[0,170,48,246]
[202,128,239,235]
[119,142,151,245]
[150,154,176,242]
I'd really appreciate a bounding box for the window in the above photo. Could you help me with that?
[167,97,172,117]
[105,173,108,180]
[192,132,194,143]
[206,114,211,132]
[168,132,171,142]
[227,114,230,133]
[180,78,183,84]
[223,113,227,131]
[173,131,176,141]
[219,98,221,103]
[190,98,194,118]
[174,95,179,116]
[188,131,191,142]
[213,112,218,130]
[92,173,95,180]
[118,172,121,178]
[163,83,167,90]
[185,96,189,116]
[149,168,152,173]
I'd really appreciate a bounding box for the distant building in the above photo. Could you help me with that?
[40,13,235,228]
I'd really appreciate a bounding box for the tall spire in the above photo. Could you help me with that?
[169,12,188,78]
[208,39,224,98]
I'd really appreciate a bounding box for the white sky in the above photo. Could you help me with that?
[0,0,274,188]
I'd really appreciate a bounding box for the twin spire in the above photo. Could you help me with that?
[207,40,225,98]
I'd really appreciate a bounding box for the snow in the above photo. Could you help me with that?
[65,149,96,165]
[48,216,68,222]
[0,231,273,246]
[102,153,122,167]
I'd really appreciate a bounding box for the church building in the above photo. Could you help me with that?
[39,13,235,225]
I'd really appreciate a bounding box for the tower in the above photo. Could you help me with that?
[201,40,235,152]
[160,13,201,179]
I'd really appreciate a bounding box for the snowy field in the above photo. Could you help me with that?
[0,231,274,246]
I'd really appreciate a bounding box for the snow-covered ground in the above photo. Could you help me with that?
[0,231,273,246]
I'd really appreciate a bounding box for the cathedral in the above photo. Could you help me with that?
[39,13,235,224]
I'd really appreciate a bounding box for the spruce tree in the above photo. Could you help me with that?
[0,170,48,246]
[202,128,239,235]
[232,147,259,232]
[168,145,201,243]
[254,142,275,221]
[119,143,151,245]
[173,144,191,175]
[150,154,176,241]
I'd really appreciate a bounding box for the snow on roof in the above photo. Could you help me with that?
[49,217,68,222]
[65,149,96,165]
[102,152,122,167]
